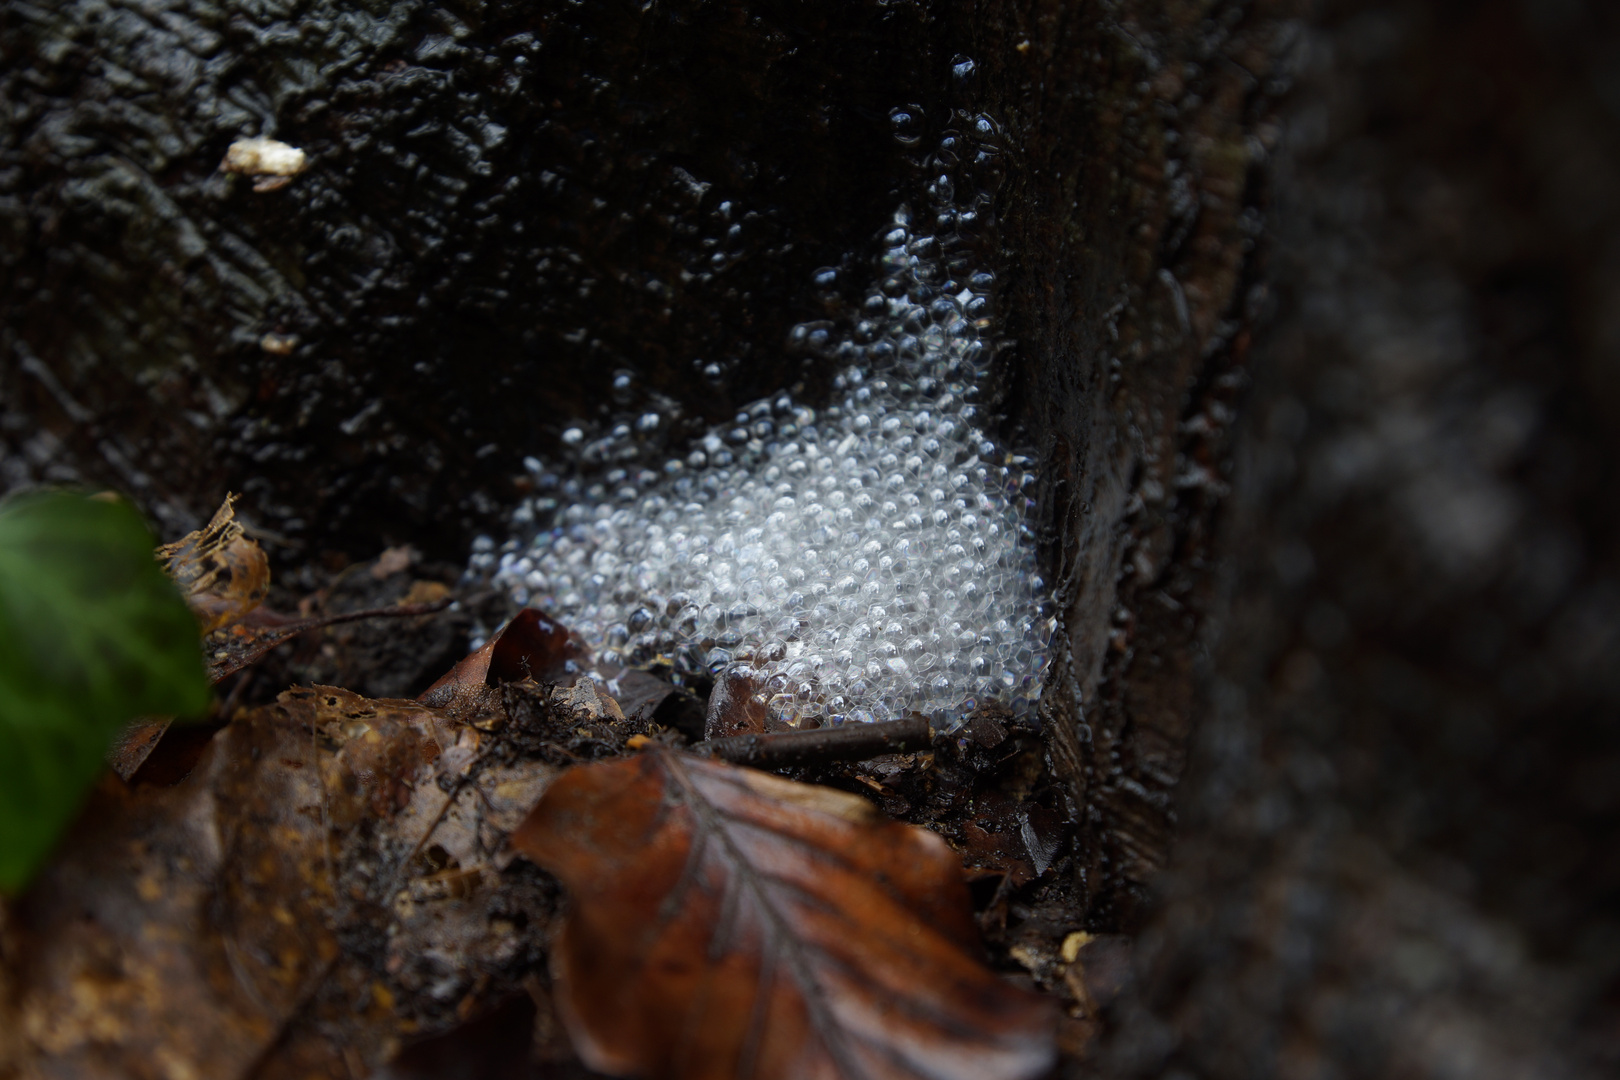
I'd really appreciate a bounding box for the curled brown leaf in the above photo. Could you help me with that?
[511,748,1058,1080]
[156,494,270,633]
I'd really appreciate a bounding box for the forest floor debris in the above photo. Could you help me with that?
[0,548,1121,1079]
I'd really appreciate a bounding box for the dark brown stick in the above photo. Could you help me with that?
[696,715,933,769]
[207,599,454,682]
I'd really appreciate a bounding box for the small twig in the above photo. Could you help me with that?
[216,666,255,718]
[208,598,453,681]
[695,715,934,769]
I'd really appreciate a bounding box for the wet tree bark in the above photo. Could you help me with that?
[971,0,1290,932]
[2,1,1616,1077]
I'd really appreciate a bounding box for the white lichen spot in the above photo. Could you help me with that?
[221,138,308,192]
[258,332,298,355]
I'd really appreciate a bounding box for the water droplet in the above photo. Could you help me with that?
[889,106,925,148]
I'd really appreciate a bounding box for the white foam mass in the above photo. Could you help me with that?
[472,113,1052,729]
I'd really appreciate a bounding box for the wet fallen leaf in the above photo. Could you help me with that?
[955,802,1067,889]
[106,716,173,782]
[420,608,582,710]
[703,667,771,738]
[110,586,454,782]
[1,686,570,1079]
[511,748,1058,1080]
[156,494,270,634]
[611,668,679,723]
[959,822,1037,888]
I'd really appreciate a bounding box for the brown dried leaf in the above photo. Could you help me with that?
[107,717,172,781]
[959,822,1036,888]
[703,668,770,738]
[156,494,270,633]
[511,749,1058,1080]
[419,608,581,709]
[2,686,563,1080]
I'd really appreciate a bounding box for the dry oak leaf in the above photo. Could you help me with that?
[511,748,1058,1080]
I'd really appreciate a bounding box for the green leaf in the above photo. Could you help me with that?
[0,491,210,892]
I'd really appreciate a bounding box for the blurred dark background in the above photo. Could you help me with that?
[1102,3,1620,1077]
[2,1,1616,1077]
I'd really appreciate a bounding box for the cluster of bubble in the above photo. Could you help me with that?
[471,109,1053,729]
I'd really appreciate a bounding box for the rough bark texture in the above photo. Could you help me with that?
[0,0,941,548]
[972,0,1288,930]
[3,0,1616,1076]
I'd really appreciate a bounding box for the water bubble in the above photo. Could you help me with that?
[889,106,925,148]
[812,266,840,299]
